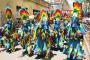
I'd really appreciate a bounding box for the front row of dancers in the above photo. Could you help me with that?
[0,12,86,59]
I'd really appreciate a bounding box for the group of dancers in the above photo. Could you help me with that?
[0,7,86,60]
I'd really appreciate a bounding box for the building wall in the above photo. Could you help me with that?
[0,0,48,15]
[50,0,71,10]
[0,0,48,26]
[62,0,71,10]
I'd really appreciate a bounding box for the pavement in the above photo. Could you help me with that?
[0,45,67,60]
[0,37,90,60]
[84,31,90,60]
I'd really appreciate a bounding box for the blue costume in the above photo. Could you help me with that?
[33,26,44,55]
[23,24,28,33]
[64,13,85,59]
[41,20,49,32]
[54,19,60,31]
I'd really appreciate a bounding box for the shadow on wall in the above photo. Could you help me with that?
[0,11,6,27]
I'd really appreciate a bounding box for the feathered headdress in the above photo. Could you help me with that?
[52,9,62,19]
[73,2,82,19]
[20,8,29,20]
[39,9,48,20]
[5,6,12,20]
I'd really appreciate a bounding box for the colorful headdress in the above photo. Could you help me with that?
[52,9,62,19]
[20,8,29,20]
[5,6,12,20]
[39,9,48,20]
[73,2,82,19]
